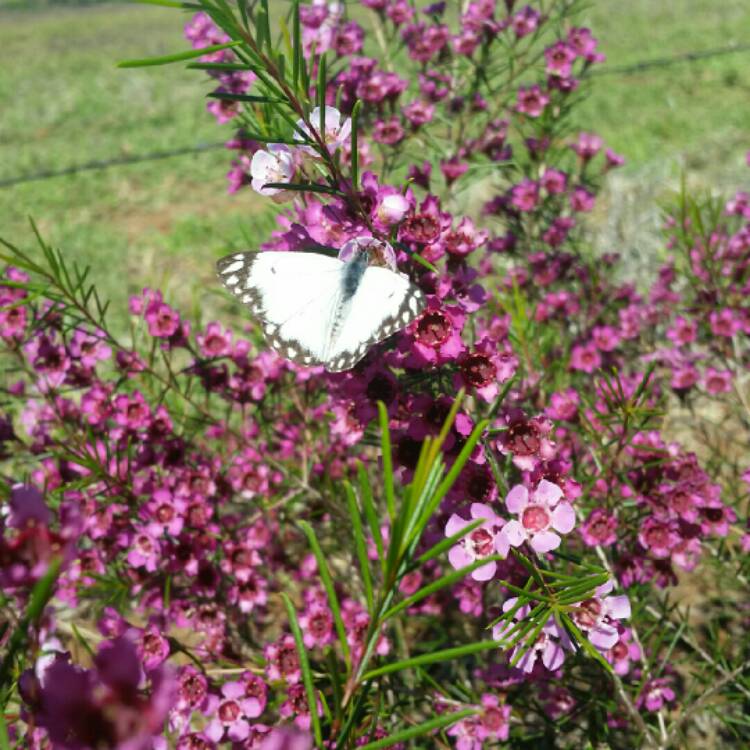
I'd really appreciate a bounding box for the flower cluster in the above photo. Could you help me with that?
[2,1,748,748]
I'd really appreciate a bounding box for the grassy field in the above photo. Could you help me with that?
[0,1,748,318]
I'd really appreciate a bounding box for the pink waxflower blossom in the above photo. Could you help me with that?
[295,106,351,153]
[540,168,567,194]
[265,634,301,684]
[546,389,579,422]
[445,503,509,581]
[703,367,733,394]
[570,186,595,212]
[638,517,679,559]
[205,680,261,743]
[260,727,312,750]
[477,694,511,742]
[502,480,575,554]
[571,132,603,160]
[580,509,618,547]
[510,179,540,211]
[569,581,631,651]
[666,316,697,345]
[709,308,741,337]
[637,677,676,712]
[605,626,641,676]
[570,343,601,373]
[250,144,295,200]
[373,117,405,145]
[545,41,576,77]
[493,598,573,672]
[516,85,549,117]
[403,99,435,128]
[511,5,541,38]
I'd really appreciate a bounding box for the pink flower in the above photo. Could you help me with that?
[570,132,602,160]
[516,85,549,117]
[477,694,511,742]
[637,677,676,712]
[580,509,617,547]
[703,367,733,394]
[295,106,351,154]
[570,343,601,373]
[570,186,595,212]
[502,480,575,554]
[445,503,508,581]
[510,179,540,212]
[205,681,261,743]
[493,599,573,672]
[709,308,741,337]
[250,144,295,199]
[569,582,631,651]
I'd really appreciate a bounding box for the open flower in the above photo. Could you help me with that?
[250,144,295,200]
[501,480,575,554]
[493,599,573,673]
[445,503,508,581]
[295,106,351,155]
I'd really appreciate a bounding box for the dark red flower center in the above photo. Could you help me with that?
[416,311,450,347]
[461,353,496,387]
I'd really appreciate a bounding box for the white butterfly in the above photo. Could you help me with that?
[216,244,426,372]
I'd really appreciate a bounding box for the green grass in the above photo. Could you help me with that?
[0,4,268,320]
[0,0,748,320]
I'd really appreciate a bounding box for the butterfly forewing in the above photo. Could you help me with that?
[217,250,425,371]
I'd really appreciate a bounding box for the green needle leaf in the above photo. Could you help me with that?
[118,41,242,68]
[281,593,324,747]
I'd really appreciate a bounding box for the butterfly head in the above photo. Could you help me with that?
[338,236,399,272]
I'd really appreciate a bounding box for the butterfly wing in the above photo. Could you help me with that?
[324,265,426,372]
[216,251,344,366]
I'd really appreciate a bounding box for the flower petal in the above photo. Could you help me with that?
[471,560,497,581]
[542,640,566,671]
[530,530,560,554]
[448,545,472,571]
[606,594,631,620]
[502,520,526,547]
[470,502,496,521]
[551,502,576,534]
[495,530,510,558]
[534,479,563,506]
[445,513,468,538]
[505,484,528,514]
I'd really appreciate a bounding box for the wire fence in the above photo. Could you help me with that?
[1,41,748,190]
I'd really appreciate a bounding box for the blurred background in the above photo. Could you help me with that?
[1,0,748,318]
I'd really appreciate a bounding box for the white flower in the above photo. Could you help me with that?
[250,144,295,200]
[295,106,352,155]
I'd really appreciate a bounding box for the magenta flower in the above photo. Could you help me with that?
[516,85,549,117]
[605,626,641,676]
[569,583,631,651]
[260,727,313,750]
[637,677,676,712]
[702,367,733,394]
[502,480,575,554]
[477,694,511,742]
[205,680,261,743]
[580,509,618,547]
[445,503,508,581]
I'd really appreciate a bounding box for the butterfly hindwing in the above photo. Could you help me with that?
[324,265,426,372]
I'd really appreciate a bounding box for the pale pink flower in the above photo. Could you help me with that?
[501,480,575,554]
[250,144,295,200]
[445,503,508,581]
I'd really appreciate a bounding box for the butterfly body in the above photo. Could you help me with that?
[217,245,425,372]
